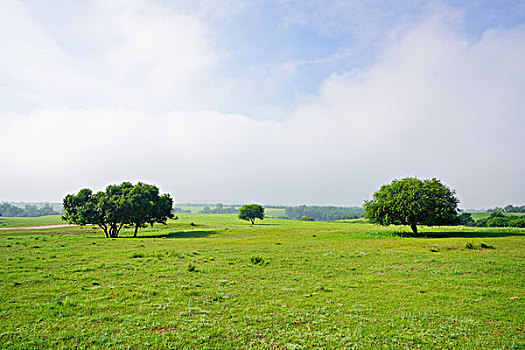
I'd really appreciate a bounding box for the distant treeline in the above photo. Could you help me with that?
[487,204,525,213]
[199,203,238,214]
[173,203,239,214]
[283,205,363,221]
[459,212,525,228]
[0,202,61,217]
[172,207,192,213]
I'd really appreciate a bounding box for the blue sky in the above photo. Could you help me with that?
[1,0,524,208]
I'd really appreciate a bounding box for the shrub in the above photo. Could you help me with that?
[508,216,525,228]
[487,217,509,227]
[250,256,266,266]
[299,215,314,221]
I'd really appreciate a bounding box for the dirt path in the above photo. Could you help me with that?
[0,224,76,231]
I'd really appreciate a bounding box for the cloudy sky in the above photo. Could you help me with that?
[1,0,524,208]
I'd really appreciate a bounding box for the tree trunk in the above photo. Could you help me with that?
[250,218,255,225]
[410,223,418,237]
[133,225,138,238]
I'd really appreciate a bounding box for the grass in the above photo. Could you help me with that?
[470,212,525,220]
[0,215,63,227]
[0,214,523,349]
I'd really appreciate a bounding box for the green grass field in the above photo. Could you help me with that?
[0,214,523,349]
[470,212,525,220]
[0,215,63,227]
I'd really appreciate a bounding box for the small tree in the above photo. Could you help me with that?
[363,177,459,236]
[238,204,264,224]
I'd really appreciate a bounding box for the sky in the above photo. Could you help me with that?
[1,0,524,209]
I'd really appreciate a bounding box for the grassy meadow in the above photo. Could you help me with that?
[0,214,523,349]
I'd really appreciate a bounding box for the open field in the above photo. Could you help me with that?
[470,212,525,220]
[0,214,524,349]
[0,215,63,228]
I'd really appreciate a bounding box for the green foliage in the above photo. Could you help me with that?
[458,212,475,226]
[127,182,174,237]
[62,182,173,238]
[250,256,266,265]
[475,212,525,228]
[466,242,495,250]
[284,205,363,221]
[238,204,264,224]
[299,215,315,221]
[364,177,460,236]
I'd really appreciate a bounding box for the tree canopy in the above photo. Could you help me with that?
[62,182,173,238]
[238,204,264,224]
[363,177,459,236]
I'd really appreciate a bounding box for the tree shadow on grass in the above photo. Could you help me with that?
[134,230,219,239]
[393,230,525,239]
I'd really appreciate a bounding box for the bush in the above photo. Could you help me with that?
[250,256,266,266]
[299,215,314,221]
[458,212,475,226]
[487,217,509,227]
[508,216,525,228]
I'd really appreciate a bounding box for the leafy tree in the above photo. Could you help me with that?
[62,182,173,238]
[127,182,174,237]
[63,184,131,238]
[238,204,264,224]
[363,177,460,236]
[200,206,211,214]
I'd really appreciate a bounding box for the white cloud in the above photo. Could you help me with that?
[0,0,218,111]
[1,6,524,208]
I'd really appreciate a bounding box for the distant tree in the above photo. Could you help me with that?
[364,177,460,236]
[458,212,475,226]
[238,204,264,224]
[200,206,211,214]
[299,215,315,221]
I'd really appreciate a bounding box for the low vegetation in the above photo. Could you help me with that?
[0,214,523,349]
